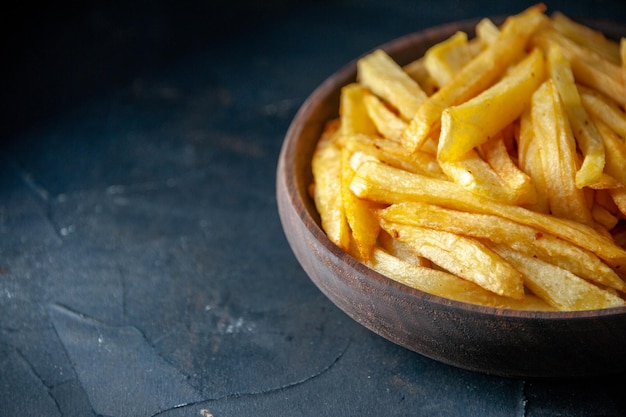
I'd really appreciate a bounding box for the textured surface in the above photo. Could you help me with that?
[2,1,626,416]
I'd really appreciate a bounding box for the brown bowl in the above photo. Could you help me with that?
[276,18,626,378]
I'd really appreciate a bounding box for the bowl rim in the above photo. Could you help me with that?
[278,17,626,321]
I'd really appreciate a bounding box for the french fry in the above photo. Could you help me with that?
[357,49,428,120]
[378,231,431,267]
[437,47,546,161]
[339,134,446,179]
[490,244,626,311]
[530,80,593,225]
[592,204,619,231]
[550,11,621,64]
[311,122,351,251]
[622,38,626,106]
[597,119,626,185]
[366,248,553,310]
[362,91,408,142]
[438,149,523,204]
[534,26,625,105]
[349,160,626,270]
[424,31,473,88]
[402,4,547,153]
[339,83,378,136]
[547,43,605,188]
[378,219,525,299]
[579,86,626,140]
[475,18,500,46]
[340,146,380,261]
[480,133,537,207]
[403,57,439,96]
[517,108,550,213]
[595,119,626,216]
[378,202,626,292]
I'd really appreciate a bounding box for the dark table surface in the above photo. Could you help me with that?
[2,1,626,416]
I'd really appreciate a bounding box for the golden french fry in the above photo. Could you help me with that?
[366,248,553,310]
[595,188,620,215]
[378,201,626,292]
[362,91,408,141]
[341,146,380,261]
[595,118,626,216]
[437,47,546,161]
[402,4,547,153]
[357,49,428,120]
[550,12,621,64]
[531,80,593,225]
[547,43,605,188]
[480,133,537,206]
[592,204,619,231]
[339,134,446,179]
[402,57,439,96]
[622,38,626,106]
[439,149,523,204]
[378,231,431,267]
[579,86,626,140]
[534,26,625,105]
[597,118,626,184]
[349,160,626,270]
[339,83,378,136]
[424,31,473,88]
[311,121,351,251]
[475,17,500,46]
[517,108,550,213]
[490,243,626,311]
[378,219,525,299]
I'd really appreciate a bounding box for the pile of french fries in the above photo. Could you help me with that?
[310,4,626,311]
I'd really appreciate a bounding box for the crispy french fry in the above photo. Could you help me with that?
[378,231,431,267]
[378,202,626,292]
[366,248,553,310]
[362,91,408,141]
[531,80,593,225]
[534,26,625,105]
[340,146,380,261]
[592,204,619,231]
[437,47,546,161]
[357,49,428,120]
[378,220,525,299]
[475,18,500,46]
[579,86,626,140]
[622,38,626,105]
[402,4,547,153]
[490,243,626,311]
[480,133,536,207]
[597,118,626,185]
[349,160,626,270]
[439,149,523,204]
[339,83,378,136]
[551,12,621,64]
[339,134,446,179]
[424,31,473,88]
[311,121,351,251]
[595,118,626,217]
[547,43,605,188]
[517,108,550,213]
[403,57,439,96]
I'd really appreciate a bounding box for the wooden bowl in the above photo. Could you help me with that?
[276,18,626,378]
